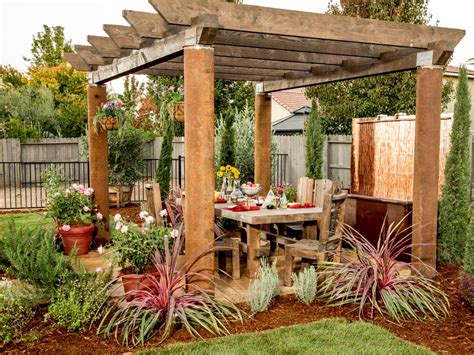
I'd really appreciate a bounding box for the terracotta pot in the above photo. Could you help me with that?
[59,224,94,256]
[121,272,158,301]
[99,116,119,130]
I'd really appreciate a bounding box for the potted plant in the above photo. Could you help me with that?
[93,99,128,131]
[162,87,184,122]
[108,128,147,206]
[111,211,176,298]
[46,183,103,255]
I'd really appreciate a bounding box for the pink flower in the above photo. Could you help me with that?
[96,212,103,220]
[120,225,129,234]
[114,214,122,222]
[171,229,179,239]
[87,187,94,194]
[145,216,155,224]
[159,209,168,217]
[139,211,148,220]
[97,245,105,255]
[115,222,123,231]
[95,267,103,273]
[83,206,90,212]
[84,189,92,196]
[62,224,71,232]
[72,183,79,190]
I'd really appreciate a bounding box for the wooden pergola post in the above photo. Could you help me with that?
[255,93,272,194]
[412,66,444,277]
[87,85,109,243]
[184,45,215,286]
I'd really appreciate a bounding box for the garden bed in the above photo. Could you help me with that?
[1,264,472,354]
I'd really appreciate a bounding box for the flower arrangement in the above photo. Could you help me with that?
[111,212,176,274]
[46,183,103,230]
[216,165,240,184]
[93,99,128,131]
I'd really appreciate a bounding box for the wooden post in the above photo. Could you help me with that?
[255,93,272,194]
[412,66,443,277]
[87,85,109,243]
[184,45,215,288]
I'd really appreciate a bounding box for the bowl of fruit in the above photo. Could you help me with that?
[241,182,262,197]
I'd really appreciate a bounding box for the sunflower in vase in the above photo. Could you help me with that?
[216,165,241,198]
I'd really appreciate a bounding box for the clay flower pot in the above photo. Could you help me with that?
[59,224,94,256]
[121,272,158,301]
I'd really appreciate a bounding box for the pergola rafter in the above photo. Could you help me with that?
[66,0,465,279]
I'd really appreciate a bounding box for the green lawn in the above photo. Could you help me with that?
[144,318,432,355]
[0,212,54,237]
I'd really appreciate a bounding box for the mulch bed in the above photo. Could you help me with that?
[1,263,472,354]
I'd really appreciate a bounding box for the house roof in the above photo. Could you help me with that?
[445,66,474,78]
[272,88,312,113]
[272,106,311,134]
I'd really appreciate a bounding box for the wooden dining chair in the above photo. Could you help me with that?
[283,190,348,286]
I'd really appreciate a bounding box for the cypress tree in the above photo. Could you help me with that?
[305,100,324,180]
[438,67,472,263]
[464,204,474,275]
[156,105,174,200]
[218,109,236,168]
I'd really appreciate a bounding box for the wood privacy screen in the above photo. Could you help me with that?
[351,114,452,201]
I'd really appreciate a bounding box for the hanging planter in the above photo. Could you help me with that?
[93,100,127,131]
[166,101,185,122]
[99,116,119,131]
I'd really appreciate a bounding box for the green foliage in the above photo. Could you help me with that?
[41,165,64,198]
[0,118,42,142]
[0,65,28,88]
[248,258,279,315]
[2,223,76,296]
[0,285,35,345]
[438,67,472,263]
[218,109,236,168]
[156,107,175,200]
[108,128,147,186]
[24,25,73,67]
[305,101,324,179]
[464,204,474,275]
[119,75,145,112]
[284,184,297,203]
[28,64,88,137]
[306,1,454,135]
[111,214,172,274]
[46,270,112,332]
[292,266,318,305]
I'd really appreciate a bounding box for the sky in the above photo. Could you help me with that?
[1,0,472,84]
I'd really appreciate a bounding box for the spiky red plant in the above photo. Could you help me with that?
[319,219,450,323]
[98,228,242,346]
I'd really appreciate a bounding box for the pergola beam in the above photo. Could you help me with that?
[88,35,130,58]
[260,51,436,93]
[140,68,280,82]
[89,25,218,84]
[150,0,464,48]
[74,45,108,66]
[64,53,93,71]
[103,24,151,49]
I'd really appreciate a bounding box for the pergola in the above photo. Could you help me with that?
[65,0,464,277]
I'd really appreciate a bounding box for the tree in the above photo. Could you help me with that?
[218,109,236,168]
[28,63,88,137]
[305,100,324,180]
[156,107,175,200]
[438,67,472,263]
[306,0,454,135]
[119,75,145,112]
[0,65,28,89]
[24,25,73,67]
[464,204,474,275]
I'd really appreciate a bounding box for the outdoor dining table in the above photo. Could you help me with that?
[215,203,324,277]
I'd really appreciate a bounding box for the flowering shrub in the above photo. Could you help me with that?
[111,212,175,274]
[46,183,102,229]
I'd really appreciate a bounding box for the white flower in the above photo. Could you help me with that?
[87,187,94,194]
[159,209,168,217]
[145,216,155,224]
[54,192,60,197]
[65,189,70,195]
[84,189,92,196]
[114,214,122,222]
[96,212,103,220]
[72,183,79,190]
[115,222,123,231]
[83,206,90,212]
[62,224,71,232]
[120,225,129,234]
[95,267,103,273]
[171,229,179,239]
[139,211,149,220]
[97,245,105,255]
[108,261,113,267]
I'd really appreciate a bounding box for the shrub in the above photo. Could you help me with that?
[99,231,242,346]
[305,100,324,180]
[463,204,474,275]
[438,67,472,263]
[292,266,317,305]
[2,222,76,296]
[111,213,173,274]
[248,258,279,315]
[459,272,474,308]
[46,269,112,332]
[156,106,174,200]
[319,221,450,323]
[0,284,35,345]
[217,109,236,168]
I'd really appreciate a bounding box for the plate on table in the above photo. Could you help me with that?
[215,198,227,203]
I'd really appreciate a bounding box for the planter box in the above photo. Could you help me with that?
[109,185,134,207]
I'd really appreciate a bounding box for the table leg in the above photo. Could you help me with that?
[246,224,261,278]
